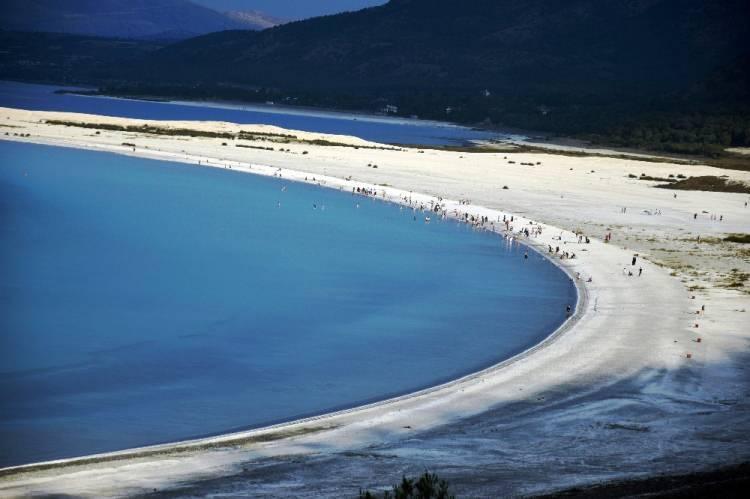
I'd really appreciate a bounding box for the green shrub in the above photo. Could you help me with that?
[359,472,455,499]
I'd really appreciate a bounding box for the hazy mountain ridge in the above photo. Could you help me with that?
[0,0,279,40]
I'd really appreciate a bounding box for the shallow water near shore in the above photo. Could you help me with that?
[0,81,516,146]
[0,141,575,467]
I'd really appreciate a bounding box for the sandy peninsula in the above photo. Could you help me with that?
[0,107,748,497]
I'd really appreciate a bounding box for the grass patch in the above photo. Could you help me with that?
[704,153,750,173]
[45,119,399,150]
[237,143,274,151]
[237,130,297,141]
[657,176,750,193]
[725,234,750,244]
[633,173,676,182]
[306,138,399,151]
[46,120,236,139]
[720,269,750,290]
[495,144,696,164]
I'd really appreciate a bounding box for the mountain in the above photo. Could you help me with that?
[130,0,749,96]
[0,0,278,40]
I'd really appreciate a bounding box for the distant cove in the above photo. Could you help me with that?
[0,81,524,146]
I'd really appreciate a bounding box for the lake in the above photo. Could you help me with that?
[0,81,522,146]
[0,141,575,467]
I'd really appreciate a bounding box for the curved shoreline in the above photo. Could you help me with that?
[1,107,747,497]
[0,138,584,475]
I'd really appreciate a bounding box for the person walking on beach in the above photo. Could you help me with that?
[639,267,643,276]
[632,256,637,266]
[694,213,697,220]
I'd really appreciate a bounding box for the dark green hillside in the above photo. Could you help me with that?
[0,32,165,84]
[130,0,747,93]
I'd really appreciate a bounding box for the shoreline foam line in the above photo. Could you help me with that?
[0,137,583,474]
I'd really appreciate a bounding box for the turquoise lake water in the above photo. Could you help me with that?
[0,81,518,146]
[0,141,575,466]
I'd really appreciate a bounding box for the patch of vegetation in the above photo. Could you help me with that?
[238,130,398,150]
[412,144,515,154]
[636,173,676,182]
[44,119,399,151]
[501,145,695,164]
[46,120,236,139]
[720,269,750,290]
[535,461,750,498]
[702,153,750,173]
[360,472,455,499]
[585,114,750,160]
[725,234,750,244]
[306,139,399,151]
[656,176,750,193]
[236,144,274,151]
[237,130,298,141]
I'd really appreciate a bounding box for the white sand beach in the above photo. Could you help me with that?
[0,107,748,497]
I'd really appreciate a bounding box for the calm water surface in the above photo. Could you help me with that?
[0,141,575,467]
[0,81,519,146]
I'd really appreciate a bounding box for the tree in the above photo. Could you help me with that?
[359,472,455,499]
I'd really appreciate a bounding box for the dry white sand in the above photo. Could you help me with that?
[0,107,748,497]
